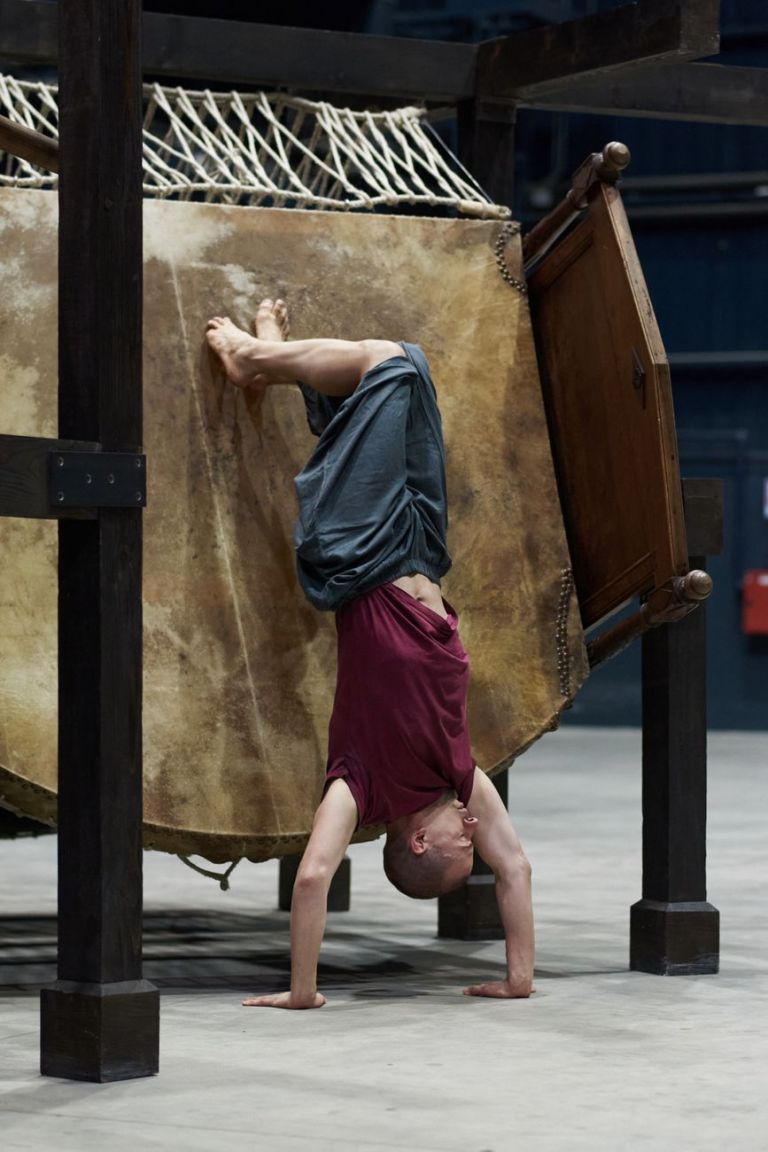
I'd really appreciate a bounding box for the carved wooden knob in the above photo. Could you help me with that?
[603,141,631,172]
[680,569,713,602]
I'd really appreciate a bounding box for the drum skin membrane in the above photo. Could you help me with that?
[0,190,588,863]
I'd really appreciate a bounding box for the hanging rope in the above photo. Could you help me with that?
[0,75,510,218]
[177,854,241,891]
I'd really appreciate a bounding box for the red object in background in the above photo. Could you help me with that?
[742,570,768,635]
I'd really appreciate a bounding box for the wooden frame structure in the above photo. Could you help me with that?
[0,0,747,1080]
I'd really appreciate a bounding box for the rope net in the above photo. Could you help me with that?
[0,74,509,218]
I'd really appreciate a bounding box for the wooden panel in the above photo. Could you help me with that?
[529,182,687,630]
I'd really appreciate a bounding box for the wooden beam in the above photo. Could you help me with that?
[39,0,158,1083]
[516,63,768,127]
[3,1,762,129]
[0,0,58,67]
[456,101,517,206]
[0,113,58,171]
[477,0,720,99]
[0,0,475,102]
[142,14,474,101]
[0,434,97,519]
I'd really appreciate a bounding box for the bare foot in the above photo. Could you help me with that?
[206,316,265,390]
[253,297,290,342]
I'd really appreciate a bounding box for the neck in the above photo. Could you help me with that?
[387,792,452,839]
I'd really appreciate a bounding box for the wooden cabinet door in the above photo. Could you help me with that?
[528,182,687,631]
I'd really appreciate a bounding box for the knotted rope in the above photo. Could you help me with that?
[0,74,509,218]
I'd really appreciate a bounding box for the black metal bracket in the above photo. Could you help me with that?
[48,451,147,509]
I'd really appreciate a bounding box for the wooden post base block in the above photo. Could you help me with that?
[438,876,505,941]
[630,899,720,976]
[438,768,507,940]
[278,854,351,912]
[40,979,159,1082]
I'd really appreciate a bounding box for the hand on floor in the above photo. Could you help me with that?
[463,979,535,999]
[242,990,327,1009]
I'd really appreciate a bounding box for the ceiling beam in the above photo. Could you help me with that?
[1,0,761,128]
[515,63,768,127]
[0,0,475,102]
[477,0,720,99]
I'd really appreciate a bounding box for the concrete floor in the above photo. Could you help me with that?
[1,726,766,1152]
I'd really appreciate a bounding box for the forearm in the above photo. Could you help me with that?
[289,873,331,998]
[495,863,535,989]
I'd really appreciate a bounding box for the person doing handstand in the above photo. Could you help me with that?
[206,299,534,1009]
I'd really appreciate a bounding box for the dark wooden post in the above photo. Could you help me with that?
[456,100,517,206]
[39,0,159,1080]
[438,769,507,940]
[630,478,723,974]
[438,101,516,941]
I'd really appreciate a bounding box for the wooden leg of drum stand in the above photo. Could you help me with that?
[40,0,158,1082]
[438,771,506,940]
[630,479,723,974]
[278,854,351,912]
[437,101,516,943]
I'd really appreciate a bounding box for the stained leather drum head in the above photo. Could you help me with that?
[0,190,588,862]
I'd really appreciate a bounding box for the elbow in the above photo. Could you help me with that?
[294,861,332,892]
[496,850,532,886]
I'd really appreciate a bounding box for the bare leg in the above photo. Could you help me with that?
[206,299,404,398]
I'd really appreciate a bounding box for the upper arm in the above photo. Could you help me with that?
[299,779,358,882]
[467,767,525,881]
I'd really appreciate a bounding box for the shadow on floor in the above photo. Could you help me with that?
[0,910,515,993]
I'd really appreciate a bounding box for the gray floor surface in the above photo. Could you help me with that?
[0,726,765,1152]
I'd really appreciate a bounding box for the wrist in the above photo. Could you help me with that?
[291,980,318,1000]
[505,971,534,994]
[290,988,321,1008]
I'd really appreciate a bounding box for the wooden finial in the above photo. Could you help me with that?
[678,569,713,603]
[597,141,631,181]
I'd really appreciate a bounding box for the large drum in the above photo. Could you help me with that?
[0,189,589,861]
